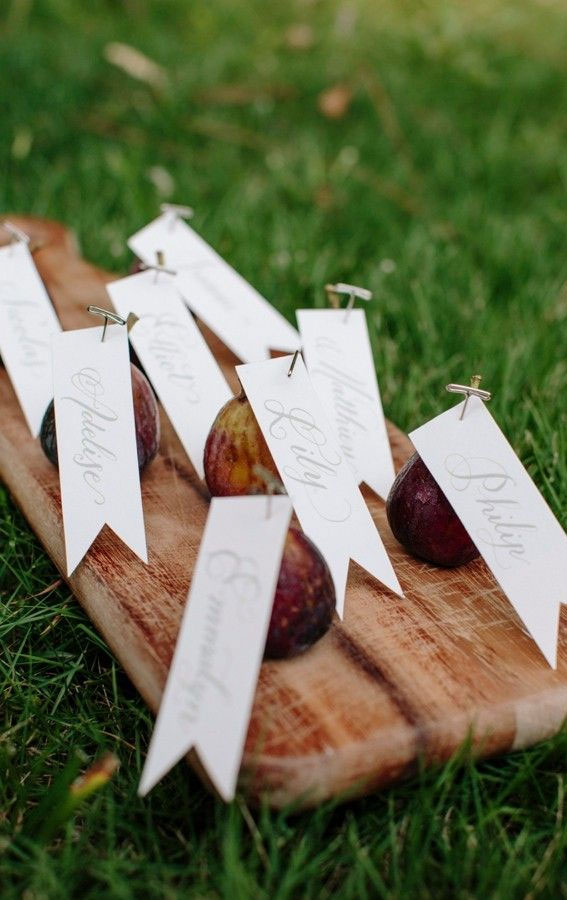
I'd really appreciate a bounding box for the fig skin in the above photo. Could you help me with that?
[266,527,335,659]
[40,363,160,473]
[204,392,279,496]
[386,452,479,567]
[129,257,145,275]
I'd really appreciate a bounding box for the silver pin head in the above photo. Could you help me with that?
[325,282,372,321]
[287,349,301,377]
[446,375,492,420]
[87,306,128,343]
[160,203,194,231]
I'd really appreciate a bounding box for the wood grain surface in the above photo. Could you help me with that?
[1,216,567,809]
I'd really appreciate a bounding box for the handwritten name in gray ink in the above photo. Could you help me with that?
[61,367,118,505]
[138,312,200,404]
[0,279,50,374]
[444,453,536,568]
[310,335,373,470]
[179,259,244,320]
[264,398,352,523]
[177,550,261,725]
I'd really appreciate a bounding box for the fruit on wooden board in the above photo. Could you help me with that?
[204,392,279,496]
[386,451,479,567]
[40,363,160,472]
[266,527,335,659]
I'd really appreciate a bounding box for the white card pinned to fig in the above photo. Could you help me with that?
[139,495,293,802]
[51,324,147,576]
[236,354,403,616]
[107,270,232,479]
[297,308,395,501]
[128,212,300,363]
[410,396,567,668]
[0,239,61,435]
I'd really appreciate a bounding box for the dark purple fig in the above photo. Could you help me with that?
[386,452,479,567]
[265,528,335,659]
[40,363,160,472]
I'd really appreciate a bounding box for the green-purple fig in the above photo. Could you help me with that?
[204,392,279,496]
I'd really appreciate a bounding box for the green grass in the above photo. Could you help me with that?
[2,0,567,895]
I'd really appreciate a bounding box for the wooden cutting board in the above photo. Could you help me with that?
[2,216,567,809]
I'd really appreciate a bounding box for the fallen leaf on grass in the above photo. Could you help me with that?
[318,84,353,119]
[104,42,168,90]
[23,752,119,843]
[314,184,335,210]
[285,23,314,49]
[147,165,175,197]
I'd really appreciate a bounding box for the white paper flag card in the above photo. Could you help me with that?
[297,307,396,501]
[128,211,300,363]
[0,237,61,435]
[139,494,293,801]
[51,322,147,576]
[411,391,567,667]
[107,270,232,479]
[236,355,403,616]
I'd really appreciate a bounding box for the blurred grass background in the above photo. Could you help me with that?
[2,0,567,895]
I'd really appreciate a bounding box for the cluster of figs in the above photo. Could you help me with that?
[39,285,478,660]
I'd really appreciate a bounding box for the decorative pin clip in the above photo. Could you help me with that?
[446,374,492,420]
[287,349,301,377]
[325,282,372,322]
[139,249,177,281]
[160,203,194,232]
[87,306,128,343]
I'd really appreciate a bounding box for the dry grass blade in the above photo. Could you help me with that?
[104,42,168,90]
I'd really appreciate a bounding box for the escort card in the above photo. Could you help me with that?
[297,308,396,501]
[0,240,61,435]
[107,270,232,479]
[128,212,300,363]
[410,396,567,667]
[236,355,403,615]
[139,494,293,801]
[52,325,147,576]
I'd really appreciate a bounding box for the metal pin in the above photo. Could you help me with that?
[160,203,194,232]
[325,282,373,322]
[139,254,177,278]
[87,305,127,343]
[155,249,165,283]
[446,374,492,420]
[1,220,31,255]
[287,349,300,377]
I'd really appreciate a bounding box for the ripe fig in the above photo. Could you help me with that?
[40,363,160,472]
[266,527,335,659]
[386,452,479,567]
[204,392,279,496]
